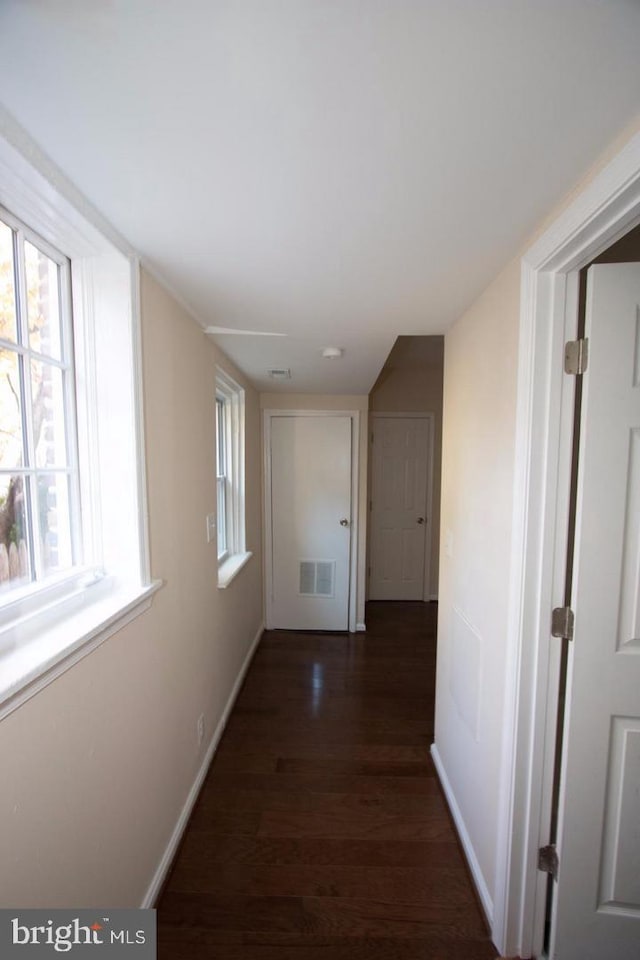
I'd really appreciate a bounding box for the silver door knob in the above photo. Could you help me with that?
[417,517,425,524]
[340,518,350,527]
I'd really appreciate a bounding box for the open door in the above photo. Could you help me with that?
[551,263,640,958]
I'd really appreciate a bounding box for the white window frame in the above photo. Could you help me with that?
[215,367,251,588]
[0,206,82,599]
[0,112,160,720]
[215,395,228,561]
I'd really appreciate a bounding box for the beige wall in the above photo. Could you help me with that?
[0,270,263,907]
[369,336,444,598]
[260,393,368,628]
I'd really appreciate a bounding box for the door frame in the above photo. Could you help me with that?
[369,412,435,602]
[494,131,640,958]
[263,409,361,633]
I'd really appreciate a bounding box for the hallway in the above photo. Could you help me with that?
[157,602,497,959]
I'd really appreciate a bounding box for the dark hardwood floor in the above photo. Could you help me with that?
[157,601,497,959]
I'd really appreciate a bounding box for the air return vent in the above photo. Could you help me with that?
[299,560,336,597]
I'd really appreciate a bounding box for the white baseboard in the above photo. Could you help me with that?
[356,621,366,632]
[141,621,264,907]
[430,742,494,926]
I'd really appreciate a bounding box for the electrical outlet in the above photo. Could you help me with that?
[197,713,205,746]
[206,513,216,544]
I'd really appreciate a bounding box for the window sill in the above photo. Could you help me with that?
[0,579,163,721]
[218,551,253,589]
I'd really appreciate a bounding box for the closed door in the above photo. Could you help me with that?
[369,416,430,600]
[552,263,640,958]
[268,414,352,630]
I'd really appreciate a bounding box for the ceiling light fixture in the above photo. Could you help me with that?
[322,347,343,359]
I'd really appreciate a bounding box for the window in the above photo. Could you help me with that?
[215,367,251,587]
[215,396,227,559]
[0,209,79,601]
[0,125,156,718]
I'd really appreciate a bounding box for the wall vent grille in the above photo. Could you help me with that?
[299,560,335,597]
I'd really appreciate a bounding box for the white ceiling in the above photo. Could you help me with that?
[0,1,639,393]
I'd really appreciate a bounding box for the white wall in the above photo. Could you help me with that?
[0,270,263,907]
[433,264,519,917]
[260,393,368,629]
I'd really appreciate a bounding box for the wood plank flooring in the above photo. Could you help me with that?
[157,601,497,959]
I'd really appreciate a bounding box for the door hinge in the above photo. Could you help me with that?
[551,606,575,641]
[564,338,589,375]
[369,500,373,512]
[538,844,559,880]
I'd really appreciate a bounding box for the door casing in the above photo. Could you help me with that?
[495,132,640,958]
[263,409,361,633]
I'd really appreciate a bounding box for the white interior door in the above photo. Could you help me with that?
[552,263,640,959]
[369,416,430,600]
[268,414,352,630]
